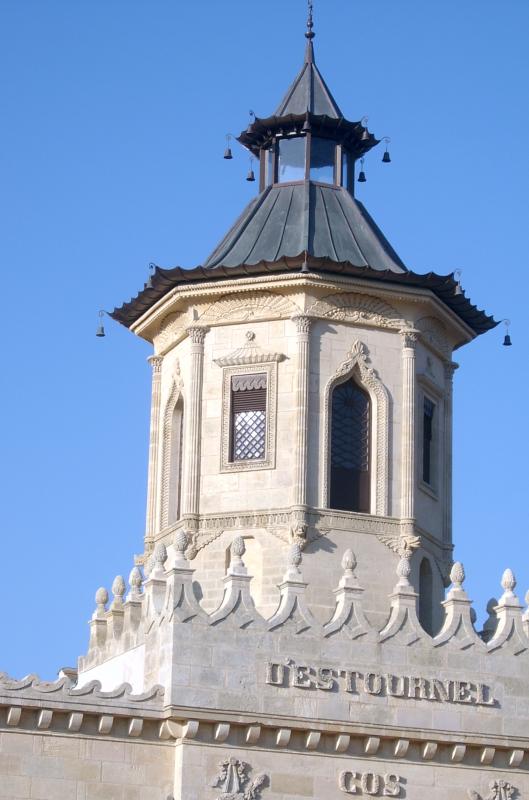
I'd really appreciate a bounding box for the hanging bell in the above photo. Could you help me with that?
[361,127,370,141]
[246,167,256,182]
[503,333,512,346]
[454,281,463,296]
[96,311,105,338]
[358,169,366,183]
[302,116,311,133]
[382,149,391,163]
[223,146,233,160]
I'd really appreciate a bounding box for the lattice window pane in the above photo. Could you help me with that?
[331,380,370,471]
[330,378,371,513]
[230,374,267,462]
[233,410,266,460]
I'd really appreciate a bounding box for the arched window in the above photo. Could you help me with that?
[167,397,184,526]
[418,557,434,635]
[329,377,371,513]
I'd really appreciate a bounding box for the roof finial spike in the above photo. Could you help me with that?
[305,0,315,62]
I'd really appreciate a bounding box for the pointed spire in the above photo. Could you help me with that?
[305,0,315,63]
[273,1,342,118]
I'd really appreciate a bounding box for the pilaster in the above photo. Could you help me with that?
[292,315,312,509]
[400,330,419,523]
[144,355,163,551]
[442,361,458,546]
[183,326,207,521]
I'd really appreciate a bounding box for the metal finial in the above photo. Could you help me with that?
[305,0,315,39]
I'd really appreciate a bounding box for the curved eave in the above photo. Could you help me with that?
[110,258,497,337]
[238,113,379,158]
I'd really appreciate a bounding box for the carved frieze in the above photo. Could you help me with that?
[199,291,299,326]
[308,291,405,329]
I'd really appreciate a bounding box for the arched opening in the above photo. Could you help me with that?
[329,377,371,513]
[167,397,184,526]
[418,557,434,635]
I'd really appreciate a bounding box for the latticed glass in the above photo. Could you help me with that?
[330,378,371,512]
[233,410,266,460]
[230,373,267,462]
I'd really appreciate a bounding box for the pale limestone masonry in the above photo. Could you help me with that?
[1,14,521,798]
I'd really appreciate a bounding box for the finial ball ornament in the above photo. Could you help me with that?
[341,549,357,573]
[174,530,188,554]
[231,536,246,558]
[450,561,465,588]
[95,587,108,606]
[501,568,516,592]
[129,566,142,589]
[112,575,126,598]
[154,542,167,566]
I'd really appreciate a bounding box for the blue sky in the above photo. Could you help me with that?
[0,0,528,679]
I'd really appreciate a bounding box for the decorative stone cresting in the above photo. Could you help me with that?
[324,549,372,639]
[487,569,527,654]
[209,537,259,628]
[434,562,484,651]
[468,780,517,800]
[78,552,529,675]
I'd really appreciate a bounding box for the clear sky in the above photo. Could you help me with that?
[1,0,528,679]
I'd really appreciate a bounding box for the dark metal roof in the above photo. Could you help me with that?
[111,255,496,337]
[204,182,406,273]
[274,40,342,118]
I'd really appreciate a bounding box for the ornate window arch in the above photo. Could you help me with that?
[159,378,184,530]
[322,340,389,516]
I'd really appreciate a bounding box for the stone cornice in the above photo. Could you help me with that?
[131,271,474,349]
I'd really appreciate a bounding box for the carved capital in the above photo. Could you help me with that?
[186,326,207,345]
[400,329,420,349]
[292,314,312,334]
[147,355,163,374]
[444,361,459,381]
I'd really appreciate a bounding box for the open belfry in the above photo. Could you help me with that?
[2,6,528,800]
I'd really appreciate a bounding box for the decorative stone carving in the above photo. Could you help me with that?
[155,312,186,351]
[468,780,517,800]
[159,363,184,531]
[322,340,389,515]
[307,292,405,329]
[377,533,421,558]
[434,561,484,651]
[210,757,268,800]
[214,330,286,367]
[416,315,451,358]
[127,567,143,601]
[324,549,372,639]
[111,576,126,610]
[488,569,527,654]
[199,290,298,326]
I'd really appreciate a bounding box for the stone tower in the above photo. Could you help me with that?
[111,7,494,635]
[1,10,528,800]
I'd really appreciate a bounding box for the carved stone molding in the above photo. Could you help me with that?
[159,360,184,531]
[416,315,451,359]
[214,331,286,367]
[292,314,312,334]
[400,329,420,349]
[307,292,405,329]
[155,312,186,352]
[198,290,299,326]
[321,340,389,516]
[186,325,208,345]
[219,357,279,473]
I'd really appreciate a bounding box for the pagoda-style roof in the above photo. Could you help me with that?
[204,181,405,272]
[110,12,496,339]
[274,39,342,118]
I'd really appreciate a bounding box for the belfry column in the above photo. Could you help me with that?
[292,315,312,509]
[442,361,458,546]
[144,355,163,554]
[183,326,207,522]
[400,330,419,529]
